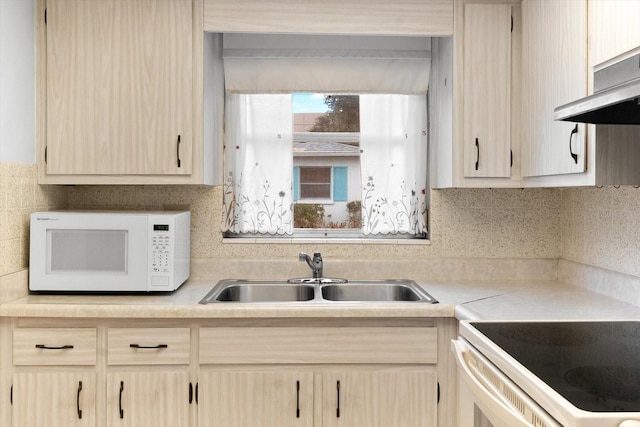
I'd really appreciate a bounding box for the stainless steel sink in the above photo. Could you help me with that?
[320,280,437,303]
[200,280,315,303]
[199,279,438,304]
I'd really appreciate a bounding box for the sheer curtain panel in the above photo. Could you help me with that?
[359,95,428,235]
[222,94,294,235]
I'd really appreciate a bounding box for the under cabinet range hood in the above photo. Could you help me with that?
[554,52,640,124]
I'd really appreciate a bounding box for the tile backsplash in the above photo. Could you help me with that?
[4,164,637,286]
[0,163,67,277]
[561,186,640,277]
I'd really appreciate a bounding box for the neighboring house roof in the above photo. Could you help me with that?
[293,141,360,157]
[293,132,360,157]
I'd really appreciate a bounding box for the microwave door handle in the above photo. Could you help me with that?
[452,340,537,427]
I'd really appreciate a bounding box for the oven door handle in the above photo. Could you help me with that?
[452,339,559,427]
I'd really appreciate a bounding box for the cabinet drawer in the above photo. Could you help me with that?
[108,328,190,365]
[13,328,97,366]
[200,327,437,364]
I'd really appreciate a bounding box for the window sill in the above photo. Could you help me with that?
[296,199,335,204]
[222,237,431,246]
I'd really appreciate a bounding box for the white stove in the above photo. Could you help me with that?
[454,320,640,427]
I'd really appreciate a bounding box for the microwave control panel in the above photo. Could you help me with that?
[151,224,171,273]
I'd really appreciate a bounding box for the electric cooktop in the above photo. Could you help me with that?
[471,321,640,412]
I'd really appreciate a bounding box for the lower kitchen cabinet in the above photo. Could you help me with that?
[106,327,192,427]
[106,371,191,427]
[12,372,97,427]
[10,327,98,426]
[2,319,456,427]
[198,324,440,427]
[198,371,314,427]
[197,369,436,427]
[321,370,437,427]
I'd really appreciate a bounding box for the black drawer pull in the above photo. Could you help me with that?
[296,381,300,418]
[129,344,168,349]
[77,381,83,419]
[336,380,341,418]
[119,381,124,419]
[177,135,182,168]
[35,344,74,350]
[569,124,579,164]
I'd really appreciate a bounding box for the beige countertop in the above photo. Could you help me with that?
[1,278,639,321]
[446,281,640,321]
[0,280,454,319]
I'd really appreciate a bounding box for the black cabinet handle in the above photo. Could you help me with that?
[119,381,124,419]
[177,135,182,168]
[35,344,74,350]
[569,125,578,164]
[77,381,83,419]
[475,138,480,171]
[296,381,300,418]
[336,380,341,418]
[189,382,193,404]
[129,344,168,349]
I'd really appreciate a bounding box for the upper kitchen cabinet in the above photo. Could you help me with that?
[521,0,588,184]
[462,3,512,179]
[588,0,640,69]
[203,0,453,35]
[431,0,522,188]
[37,0,213,185]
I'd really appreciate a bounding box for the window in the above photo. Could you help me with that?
[298,167,331,200]
[218,34,430,239]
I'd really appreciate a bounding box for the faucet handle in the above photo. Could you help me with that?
[298,252,309,262]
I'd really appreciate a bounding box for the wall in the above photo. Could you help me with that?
[0,0,67,301]
[0,0,35,164]
[0,163,66,277]
[0,163,66,302]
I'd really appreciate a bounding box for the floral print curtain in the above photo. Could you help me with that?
[359,94,428,236]
[222,94,294,235]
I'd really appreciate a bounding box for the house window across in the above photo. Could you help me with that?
[299,167,331,200]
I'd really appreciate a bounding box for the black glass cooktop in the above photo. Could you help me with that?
[471,321,640,412]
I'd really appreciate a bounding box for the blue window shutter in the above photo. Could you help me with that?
[293,167,300,201]
[333,167,348,201]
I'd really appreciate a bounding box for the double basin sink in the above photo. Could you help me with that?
[199,279,438,304]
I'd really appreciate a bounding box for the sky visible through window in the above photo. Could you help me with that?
[292,93,330,113]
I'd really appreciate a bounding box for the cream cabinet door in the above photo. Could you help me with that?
[462,3,512,178]
[589,0,640,67]
[198,371,314,427]
[45,0,193,176]
[321,369,437,427]
[12,372,96,427]
[522,0,587,178]
[106,371,190,427]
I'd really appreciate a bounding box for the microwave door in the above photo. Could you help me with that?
[30,214,148,291]
[48,229,128,274]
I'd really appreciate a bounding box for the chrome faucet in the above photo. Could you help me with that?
[299,252,323,279]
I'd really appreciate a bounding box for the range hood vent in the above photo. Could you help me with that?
[554,53,640,124]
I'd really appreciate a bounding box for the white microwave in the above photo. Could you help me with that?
[29,211,190,292]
